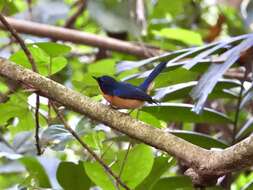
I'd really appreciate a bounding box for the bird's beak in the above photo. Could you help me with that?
[92,76,99,81]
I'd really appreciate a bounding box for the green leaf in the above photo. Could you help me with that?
[151,176,193,190]
[84,161,115,190]
[51,56,68,74]
[136,156,172,190]
[57,161,91,190]
[0,92,34,132]
[242,180,253,190]
[171,130,228,149]
[88,59,117,76]
[152,28,203,46]
[20,156,51,188]
[118,144,154,188]
[84,144,154,190]
[10,46,68,76]
[131,111,162,128]
[141,103,232,124]
[83,131,106,150]
[35,42,71,57]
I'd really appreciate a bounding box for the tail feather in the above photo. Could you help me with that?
[139,61,167,91]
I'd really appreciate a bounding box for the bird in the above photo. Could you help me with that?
[93,61,167,109]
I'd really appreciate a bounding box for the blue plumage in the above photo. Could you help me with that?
[93,61,167,108]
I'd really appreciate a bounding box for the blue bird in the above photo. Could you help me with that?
[93,62,167,109]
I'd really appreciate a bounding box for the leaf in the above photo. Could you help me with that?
[154,79,239,101]
[12,131,36,154]
[0,142,22,160]
[141,103,232,124]
[240,83,253,108]
[242,180,253,190]
[117,40,219,73]
[84,144,154,190]
[118,144,154,188]
[84,161,115,190]
[34,42,71,57]
[51,56,68,74]
[136,156,173,190]
[10,46,68,76]
[183,34,249,69]
[116,48,189,73]
[236,118,253,141]
[190,36,253,113]
[83,131,106,150]
[152,28,203,46]
[20,156,51,188]
[88,59,116,76]
[57,161,91,190]
[151,176,193,190]
[10,46,49,76]
[131,111,162,128]
[40,124,72,151]
[171,130,228,149]
[0,92,34,132]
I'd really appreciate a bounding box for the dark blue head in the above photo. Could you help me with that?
[93,75,117,95]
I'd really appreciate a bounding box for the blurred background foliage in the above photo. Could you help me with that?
[0,0,253,189]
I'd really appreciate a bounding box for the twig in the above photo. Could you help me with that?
[0,13,42,155]
[232,70,248,144]
[0,14,37,72]
[51,102,130,190]
[64,0,86,28]
[35,94,41,155]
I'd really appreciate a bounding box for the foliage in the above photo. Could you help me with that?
[0,0,253,189]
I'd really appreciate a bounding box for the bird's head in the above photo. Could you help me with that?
[93,75,117,95]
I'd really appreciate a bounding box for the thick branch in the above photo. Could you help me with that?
[0,17,159,58]
[0,58,252,178]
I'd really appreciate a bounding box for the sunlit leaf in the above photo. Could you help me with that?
[152,28,203,45]
[34,42,71,57]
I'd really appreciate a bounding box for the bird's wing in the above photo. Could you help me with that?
[113,82,156,103]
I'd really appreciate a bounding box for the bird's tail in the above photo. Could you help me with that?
[139,61,167,91]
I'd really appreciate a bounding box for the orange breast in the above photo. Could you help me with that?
[103,94,144,109]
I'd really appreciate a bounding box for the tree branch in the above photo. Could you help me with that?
[64,0,86,28]
[0,17,160,58]
[0,58,253,182]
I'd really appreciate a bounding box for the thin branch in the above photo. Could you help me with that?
[64,0,86,28]
[51,102,130,190]
[1,58,253,179]
[0,17,160,58]
[0,13,42,155]
[0,14,37,72]
[35,94,41,155]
